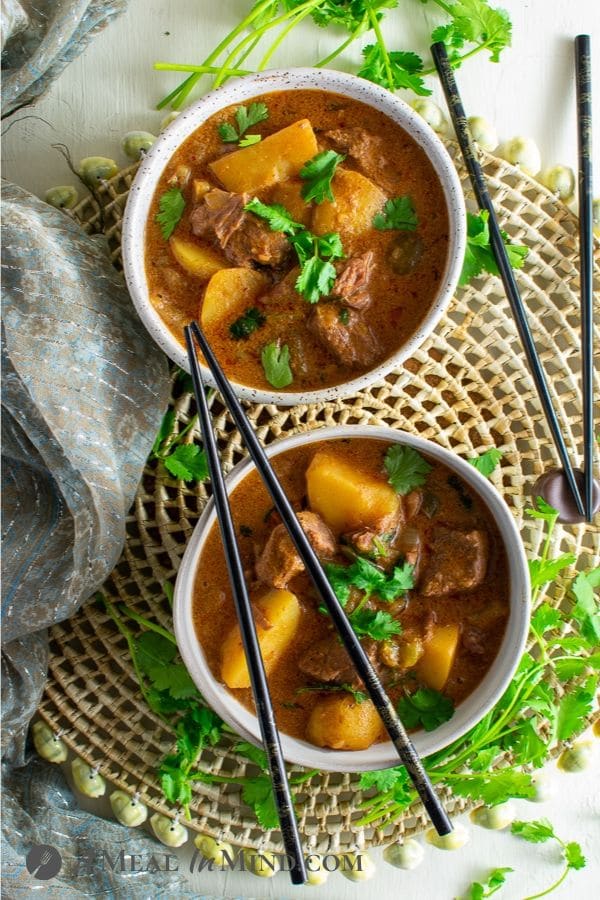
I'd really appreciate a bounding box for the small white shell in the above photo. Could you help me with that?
[383,838,425,869]
[557,741,594,772]
[32,721,68,763]
[71,758,106,798]
[78,156,119,186]
[529,770,555,802]
[109,791,148,826]
[194,834,234,866]
[411,99,446,134]
[540,165,575,200]
[426,822,469,850]
[470,801,515,830]
[150,813,188,847]
[468,116,499,152]
[499,137,542,176]
[242,849,280,878]
[339,851,376,882]
[305,853,330,886]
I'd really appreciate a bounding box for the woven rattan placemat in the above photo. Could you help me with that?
[37,147,599,854]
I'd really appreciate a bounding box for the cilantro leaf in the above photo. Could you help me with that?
[150,664,198,699]
[324,562,353,605]
[556,675,597,741]
[526,496,560,524]
[530,602,563,635]
[136,631,177,673]
[163,443,208,482]
[217,122,239,143]
[570,568,600,644]
[529,553,576,589]
[509,720,548,768]
[229,306,266,340]
[450,0,512,64]
[466,867,513,900]
[152,408,176,455]
[376,561,415,600]
[459,211,528,286]
[244,198,303,235]
[238,134,262,147]
[511,818,555,843]
[555,653,600,681]
[156,188,185,240]
[468,448,503,477]
[373,196,418,231]
[233,740,268,771]
[295,255,338,302]
[300,149,345,203]
[261,341,293,388]
[219,102,269,144]
[564,841,586,870]
[384,444,432,494]
[359,765,408,794]
[358,44,431,95]
[397,688,454,731]
[452,770,535,805]
[323,557,414,607]
[242,775,280,829]
[349,608,402,641]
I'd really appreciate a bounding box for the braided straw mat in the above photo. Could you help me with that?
[37,146,599,854]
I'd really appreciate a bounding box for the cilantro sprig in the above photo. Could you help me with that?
[218,102,269,145]
[384,444,432,494]
[300,149,345,203]
[156,187,185,240]
[373,195,418,231]
[460,210,529,286]
[511,818,586,897]
[245,198,344,302]
[468,447,503,477]
[397,687,455,731]
[325,557,414,605]
[462,867,513,900]
[151,404,208,483]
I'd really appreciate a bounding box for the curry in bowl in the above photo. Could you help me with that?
[193,437,509,752]
[145,89,450,393]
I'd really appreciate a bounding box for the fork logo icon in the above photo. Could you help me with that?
[26,844,62,881]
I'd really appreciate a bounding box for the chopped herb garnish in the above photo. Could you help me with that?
[300,149,345,203]
[462,867,513,900]
[239,524,253,537]
[218,102,269,145]
[397,687,455,732]
[229,306,266,340]
[468,447,503,477]
[324,557,414,605]
[511,818,586,897]
[460,210,529,286]
[384,444,432,495]
[373,196,418,232]
[350,608,402,641]
[245,198,344,302]
[339,307,350,325]
[156,187,185,240]
[297,683,367,704]
[261,340,293,388]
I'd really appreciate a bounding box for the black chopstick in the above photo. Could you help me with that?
[431,41,586,519]
[189,320,452,837]
[575,34,595,522]
[184,327,307,886]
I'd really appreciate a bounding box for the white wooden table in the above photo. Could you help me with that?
[3,1,599,897]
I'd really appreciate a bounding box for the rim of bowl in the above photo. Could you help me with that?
[174,425,530,772]
[122,68,466,407]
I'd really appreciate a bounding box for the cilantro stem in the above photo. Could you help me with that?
[158,413,199,457]
[368,4,393,89]
[117,605,177,644]
[154,62,251,76]
[316,23,366,68]
[257,1,318,71]
[524,866,569,900]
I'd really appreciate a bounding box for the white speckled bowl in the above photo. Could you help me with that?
[174,426,530,772]
[122,69,466,406]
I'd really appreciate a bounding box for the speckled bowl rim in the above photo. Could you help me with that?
[122,69,466,406]
[174,426,530,772]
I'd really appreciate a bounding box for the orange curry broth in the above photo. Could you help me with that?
[145,90,449,391]
[192,439,509,743]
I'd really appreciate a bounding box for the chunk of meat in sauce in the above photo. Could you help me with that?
[421,526,489,597]
[298,636,378,688]
[311,304,379,368]
[344,490,422,564]
[190,189,289,268]
[255,511,336,589]
[331,251,374,310]
[325,127,387,184]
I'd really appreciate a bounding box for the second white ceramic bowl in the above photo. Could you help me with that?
[174,426,530,772]
[122,68,466,406]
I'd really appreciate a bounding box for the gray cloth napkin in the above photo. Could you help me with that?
[1,0,127,115]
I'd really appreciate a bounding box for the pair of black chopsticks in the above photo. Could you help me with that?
[184,321,451,886]
[432,37,596,522]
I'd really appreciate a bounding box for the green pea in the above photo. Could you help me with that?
[44,185,79,210]
[78,156,119,186]
[121,131,156,161]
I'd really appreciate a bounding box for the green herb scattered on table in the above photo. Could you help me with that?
[373,196,418,232]
[299,149,345,203]
[460,210,529,286]
[154,1,513,111]
[245,198,344,303]
[511,818,586,899]
[150,406,208,483]
[156,187,186,240]
[468,447,503,476]
[218,102,269,145]
[462,867,513,900]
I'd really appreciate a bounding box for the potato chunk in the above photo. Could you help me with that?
[269,179,312,226]
[201,268,268,329]
[312,169,386,240]
[307,695,383,750]
[170,236,227,279]
[306,451,400,534]
[416,624,460,691]
[209,119,318,193]
[221,589,301,689]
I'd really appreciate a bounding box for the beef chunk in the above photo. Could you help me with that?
[331,251,374,310]
[255,511,336,589]
[298,636,378,688]
[325,127,387,183]
[421,527,489,597]
[190,189,290,268]
[311,305,379,369]
[462,627,486,656]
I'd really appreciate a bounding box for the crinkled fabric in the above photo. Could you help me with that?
[1,0,127,115]
[1,181,170,762]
